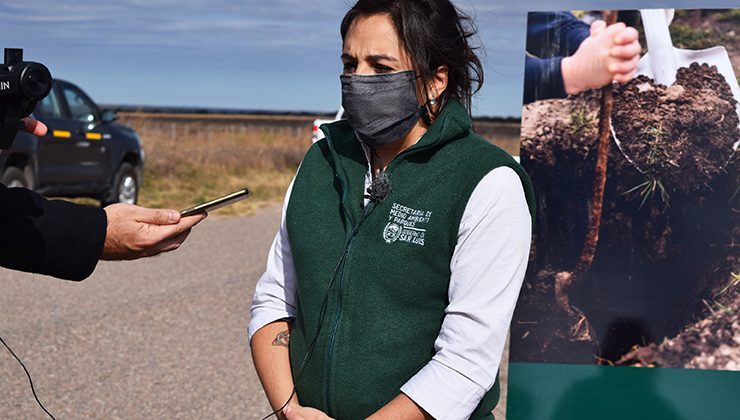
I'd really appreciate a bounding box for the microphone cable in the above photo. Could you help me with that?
[0,333,56,420]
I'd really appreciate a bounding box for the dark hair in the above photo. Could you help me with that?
[341,0,484,118]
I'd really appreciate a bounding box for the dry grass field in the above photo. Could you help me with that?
[118,113,310,215]
[118,112,521,216]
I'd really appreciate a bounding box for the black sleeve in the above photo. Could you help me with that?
[526,12,591,59]
[523,55,567,104]
[523,12,591,104]
[0,184,107,281]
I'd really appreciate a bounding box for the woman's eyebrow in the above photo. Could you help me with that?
[367,54,398,62]
[341,52,398,63]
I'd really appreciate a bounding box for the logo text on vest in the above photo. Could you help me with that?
[383,202,433,246]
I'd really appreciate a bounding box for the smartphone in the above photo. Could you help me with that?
[180,187,250,216]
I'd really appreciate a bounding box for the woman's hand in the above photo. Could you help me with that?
[561,20,641,95]
[282,402,335,420]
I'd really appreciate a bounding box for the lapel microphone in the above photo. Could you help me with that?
[366,171,391,203]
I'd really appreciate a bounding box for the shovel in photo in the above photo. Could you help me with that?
[611,9,740,179]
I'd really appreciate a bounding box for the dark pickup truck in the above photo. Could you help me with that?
[0,79,144,206]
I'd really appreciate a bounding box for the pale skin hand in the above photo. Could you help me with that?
[102,204,206,260]
[561,20,641,95]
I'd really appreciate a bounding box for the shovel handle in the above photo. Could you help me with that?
[640,9,678,86]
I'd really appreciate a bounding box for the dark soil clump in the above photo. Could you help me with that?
[612,62,739,192]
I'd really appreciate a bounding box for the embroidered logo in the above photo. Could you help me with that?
[383,223,403,243]
[384,202,433,246]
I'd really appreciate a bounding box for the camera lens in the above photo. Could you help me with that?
[19,62,52,100]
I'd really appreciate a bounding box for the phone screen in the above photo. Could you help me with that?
[180,187,250,216]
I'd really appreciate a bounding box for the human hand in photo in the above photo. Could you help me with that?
[561,20,641,95]
[282,403,335,420]
[21,117,47,136]
[102,204,207,260]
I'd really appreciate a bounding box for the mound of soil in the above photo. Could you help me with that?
[513,89,738,367]
[612,63,739,192]
[616,288,739,370]
[520,89,602,170]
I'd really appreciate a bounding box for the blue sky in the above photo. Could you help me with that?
[1,0,736,117]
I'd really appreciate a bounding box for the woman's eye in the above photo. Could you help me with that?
[374,64,393,74]
[343,63,357,74]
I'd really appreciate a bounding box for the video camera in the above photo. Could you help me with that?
[0,48,52,148]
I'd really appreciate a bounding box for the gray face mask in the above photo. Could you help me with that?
[340,70,422,147]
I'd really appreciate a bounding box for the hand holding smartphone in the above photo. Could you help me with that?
[180,187,250,217]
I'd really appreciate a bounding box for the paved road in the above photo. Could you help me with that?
[0,205,508,419]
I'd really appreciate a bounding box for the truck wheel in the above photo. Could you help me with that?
[2,166,34,189]
[102,163,138,206]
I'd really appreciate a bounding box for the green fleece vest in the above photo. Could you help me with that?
[286,100,535,419]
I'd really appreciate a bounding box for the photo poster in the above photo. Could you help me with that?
[507,9,739,420]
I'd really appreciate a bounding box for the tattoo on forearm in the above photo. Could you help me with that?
[272,329,290,347]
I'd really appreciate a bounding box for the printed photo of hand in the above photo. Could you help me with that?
[561,20,641,95]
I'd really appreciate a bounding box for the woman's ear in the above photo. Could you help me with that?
[427,65,449,114]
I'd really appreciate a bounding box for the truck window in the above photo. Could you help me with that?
[62,84,98,123]
[34,87,63,119]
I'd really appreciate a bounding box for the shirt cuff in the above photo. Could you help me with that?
[400,359,486,420]
[247,310,295,343]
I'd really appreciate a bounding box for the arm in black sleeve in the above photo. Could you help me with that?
[523,55,567,104]
[526,12,591,59]
[524,12,592,104]
[0,184,107,281]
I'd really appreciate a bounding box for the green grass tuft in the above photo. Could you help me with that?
[569,108,594,136]
[623,177,671,209]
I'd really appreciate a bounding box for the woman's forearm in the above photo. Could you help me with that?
[251,320,298,416]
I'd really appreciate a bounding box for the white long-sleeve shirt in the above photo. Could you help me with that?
[249,162,532,420]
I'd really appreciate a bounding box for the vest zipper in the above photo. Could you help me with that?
[324,238,352,413]
[323,202,374,414]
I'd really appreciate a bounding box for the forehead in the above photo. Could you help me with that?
[343,13,404,56]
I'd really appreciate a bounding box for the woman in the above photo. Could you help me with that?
[249,1,535,418]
